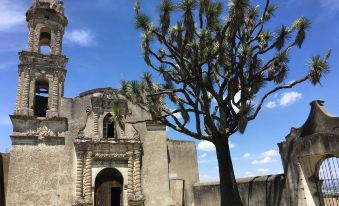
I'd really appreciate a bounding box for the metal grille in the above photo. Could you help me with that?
[317,157,339,206]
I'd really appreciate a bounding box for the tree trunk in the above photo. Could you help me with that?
[214,137,243,206]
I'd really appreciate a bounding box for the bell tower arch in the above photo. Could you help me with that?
[14,0,68,118]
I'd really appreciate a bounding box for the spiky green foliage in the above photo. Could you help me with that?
[308,50,331,85]
[160,0,176,34]
[292,17,311,48]
[123,1,331,205]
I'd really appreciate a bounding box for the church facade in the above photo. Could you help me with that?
[3,1,199,205]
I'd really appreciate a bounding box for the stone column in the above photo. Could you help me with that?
[84,151,92,202]
[76,152,84,199]
[134,152,142,196]
[28,25,35,52]
[127,155,134,197]
[49,74,59,117]
[128,150,144,206]
[93,113,99,139]
[55,30,62,55]
[14,71,23,114]
[21,70,30,115]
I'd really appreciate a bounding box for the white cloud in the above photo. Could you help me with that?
[243,171,254,177]
[266,91,302,109]
[197,140,235,152]
[243,153,251,158]
[65,29,94,47]
[199,174,219,182]
[173,112,182,119]
[199,153,207,158]
[261,149,279,157]
[0,0,26,32]
[279,92,302,107]
[197,141,215,152]
[257,168,270,173]
[229,141,235,149]
[266,101,277,109]
[251,156,276,164]
[320,0,339,13]
[251,149,279,165]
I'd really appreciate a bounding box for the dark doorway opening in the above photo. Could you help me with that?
[111,187,121,205]
[95,168,123,206]
[34,79,49,117]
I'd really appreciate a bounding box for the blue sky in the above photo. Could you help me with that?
[0,0,338,181]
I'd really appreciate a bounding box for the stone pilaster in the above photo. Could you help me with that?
[134,152,142,196]
[93,113,99,139]
[14,71,23,114]
[74,150,93,206]
[127,155,134,197]
[48,74,59,117]
[76,152,84,199]
[128,150,144,206]
[84,151,92,202]
[28,23,35,52]
[55,30,62,55]
[20,70,31,115]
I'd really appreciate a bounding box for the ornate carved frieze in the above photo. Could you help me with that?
[19,51,68,70]
[93,153,130,159]
[12,125,65,138]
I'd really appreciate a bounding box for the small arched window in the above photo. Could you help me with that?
[103,113,115,138]
[34,79,49,117]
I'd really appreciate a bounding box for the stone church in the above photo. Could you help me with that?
[1,0,199,205]
[2,1,339,206]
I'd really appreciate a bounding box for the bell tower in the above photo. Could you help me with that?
[14,0,68,118]
[6,1,72,205]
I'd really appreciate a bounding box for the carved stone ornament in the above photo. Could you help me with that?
[93,153,129,159]
[77,106,92,139]
[90,89,128,114]
[13,125,65,139]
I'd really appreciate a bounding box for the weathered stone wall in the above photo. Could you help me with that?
[142,122,171,206]
[167,140,199,206]
[0,153,10,206]
[193,174,288,206]
[6,144,76,206]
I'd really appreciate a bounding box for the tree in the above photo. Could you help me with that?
[120,0,331,205]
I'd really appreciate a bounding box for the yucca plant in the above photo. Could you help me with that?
[120,0,331,205]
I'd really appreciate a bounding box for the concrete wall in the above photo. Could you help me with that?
[0,153,10,206]
[167,140,199,206]
[194,174,288,206]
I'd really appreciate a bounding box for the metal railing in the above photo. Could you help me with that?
[317,157,339,206]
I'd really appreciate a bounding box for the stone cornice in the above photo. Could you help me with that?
[146,121,166,131]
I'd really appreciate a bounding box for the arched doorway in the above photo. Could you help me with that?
[317,156,339,206]
[95,168,123,206]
